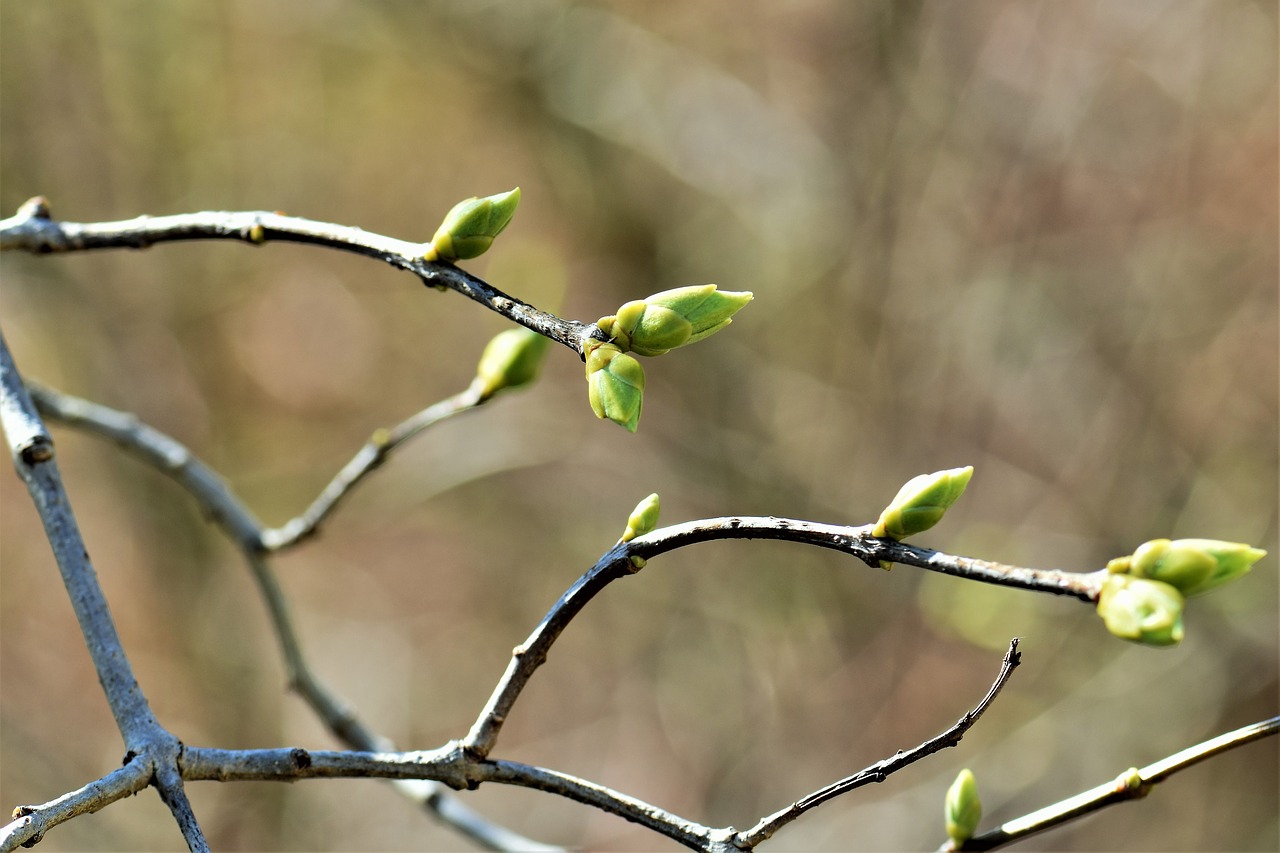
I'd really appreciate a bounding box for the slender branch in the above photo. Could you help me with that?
[0,198,595,353]
[0,762,152,852]
[464,521,1098,758]
[737,639,1022,848]
[260,380,490,550]
[951,715,1280,852]
[26,381,266,550]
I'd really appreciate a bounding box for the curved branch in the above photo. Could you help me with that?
[464,523,1099,757]
[950,715,1280,852]
[0,198,596,353]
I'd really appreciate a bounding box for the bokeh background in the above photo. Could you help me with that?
[1,2,1276,850]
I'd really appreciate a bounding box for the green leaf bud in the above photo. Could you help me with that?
[596,284,753,356]
[474,327,550,398]
[872,466,974,541]
[1128,538,1265,597]
[945,768,982,846]
[1096,574,1185,647]
[425,187,521,261]
[621,493,660,543]
[584,340,645,432]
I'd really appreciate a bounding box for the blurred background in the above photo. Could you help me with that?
[1,2,1276,850]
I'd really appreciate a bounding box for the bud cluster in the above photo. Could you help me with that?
[1097,538,1265,646]
[586,285,752,431]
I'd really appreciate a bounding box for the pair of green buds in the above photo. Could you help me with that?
[586,285,754,431]
[1096,538,1265,647]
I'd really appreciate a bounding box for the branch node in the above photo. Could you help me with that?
[18,436,54,464]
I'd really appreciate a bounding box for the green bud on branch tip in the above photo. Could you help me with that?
[945,768,982,846]
[424,187,521,262]
[1117,538,1265,597]
[596,284,753,357]
[873,466,974,541]
[584,340,645,432]
[1096,574,1185,647]
[474,327,550,399]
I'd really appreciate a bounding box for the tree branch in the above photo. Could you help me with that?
[24,380,553,852]
[0,332,207,851]
[737,639,1021,847]
[0,762,152,852]
[949,715,1280,852]
[0,198,596,353]
[464,523,1097,758]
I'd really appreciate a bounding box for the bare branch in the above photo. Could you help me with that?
[0,199,595,353]
[0,333,207,851]
[0,762,152,852]
[260,380,489,550]
[737,639,1022,848]
[950,715,1280,852]
[26,381,553,851]
[464,519,1097,758]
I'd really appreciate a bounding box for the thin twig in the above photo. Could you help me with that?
[0,762,152,852]
[949,715,1280,852]
[260,379,489,550]
[737,639,1022,847]
[0,198,595,353]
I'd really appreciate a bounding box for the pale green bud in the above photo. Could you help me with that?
[872,466,974,541]
[944,769,982,846]
[596,285,753,357]
[474,327,550,398]
[425,188,521,261]
[621,493,660,543]
[585,340,645,432]
[1096,574,1184,647]
[1129,538,1265,597]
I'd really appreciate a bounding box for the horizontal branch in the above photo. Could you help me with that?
[0,197,596,353]
[953,715,1280,851]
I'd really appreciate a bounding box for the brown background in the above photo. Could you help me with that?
[1,2,1276,850]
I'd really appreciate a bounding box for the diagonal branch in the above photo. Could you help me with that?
[736,639,1022,848]
[949,714,1280,852]
[0,197,595,353]
[259,379,490,550]
[1,761,153,851]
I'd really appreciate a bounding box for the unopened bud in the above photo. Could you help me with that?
[425,188,521,261]
[621,493,660,543]
[872,466,974,541]
[944,768,982,846]
[1128,538,1264,597]
[1096,574,1185,647]
[596,284,753,357]
[474,327,550,398]
[585,340,645,432]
